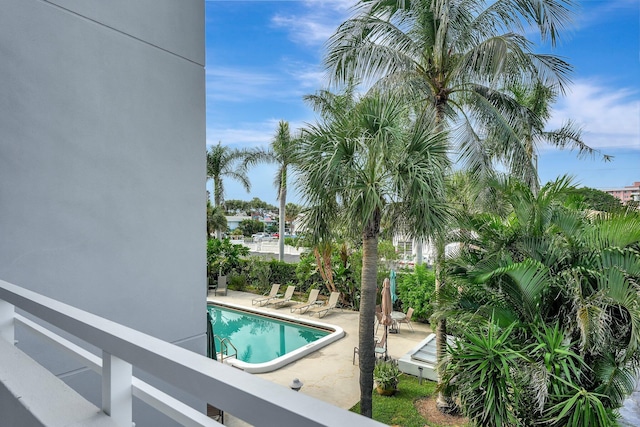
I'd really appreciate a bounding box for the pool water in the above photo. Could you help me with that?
[207,304,330,364]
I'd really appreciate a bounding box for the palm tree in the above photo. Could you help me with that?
[246,121,298,261]
[206,199,227,238]
[284,203,301,234]
[206,142,253,239]
[495,81,610,193]
[440,176,640,424]
[324,0,578,406]
[297,89,451,417]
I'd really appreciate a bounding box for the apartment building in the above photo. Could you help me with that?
[604,181,640,204]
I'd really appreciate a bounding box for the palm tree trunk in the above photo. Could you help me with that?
[279,183,286,262]
[359,219,379,418]
[434,235,452,411]
[214,176,223,240]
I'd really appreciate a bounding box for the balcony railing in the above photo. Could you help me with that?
[0,279,383,427]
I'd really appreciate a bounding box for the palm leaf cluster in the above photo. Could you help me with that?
[325,0,589,189]
[439,176,640,426]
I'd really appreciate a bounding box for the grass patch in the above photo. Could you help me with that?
[350,374,437,427]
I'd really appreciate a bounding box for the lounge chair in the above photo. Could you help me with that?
[214,275,227,296]
[269,285,296,308]
[252,284,281,306]
[396,307,414,332]
[308,291,340,318]
[290,289,320,314]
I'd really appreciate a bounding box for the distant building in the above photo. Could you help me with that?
[226,215,252,231]
[603,182,640,204]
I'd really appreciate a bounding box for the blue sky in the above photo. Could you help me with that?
[205,0,640,206]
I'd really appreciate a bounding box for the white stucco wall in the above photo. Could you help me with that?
[0,1,205,425]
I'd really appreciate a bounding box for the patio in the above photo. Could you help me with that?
[208,290,433,425]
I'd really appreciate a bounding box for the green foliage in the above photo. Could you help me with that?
[238,257,301,294]
[442,321,524,427]
[206,200,227,237]
[295,245,361,304]
[546,388,617,427]
[441,177,640,426]
[285,202,302,224]
[373,360,401,390]
[397,265,435,321]
[227,273,248,291]
[237,219,264,236]
[350,376,445,427]
[334,258,359,310]
[206,238,249,278]
[245,257,271,294]
[378,240,398,262]
[564,187,623,213]
[295,251,321,288]
[268,259,297,287]
[225,197,278,216]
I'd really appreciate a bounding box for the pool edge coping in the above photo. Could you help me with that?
[208,299,346,373]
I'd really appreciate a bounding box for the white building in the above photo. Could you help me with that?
[225,215,252,231]
[0,1,205,424]
[0,3,382,426]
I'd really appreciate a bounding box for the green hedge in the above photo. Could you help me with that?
[228,257,314,295]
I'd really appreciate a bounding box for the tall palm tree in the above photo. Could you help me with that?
[247,121,299,261]
[297,89,451,417]
[206,142,252,239]
[325,0,578,406]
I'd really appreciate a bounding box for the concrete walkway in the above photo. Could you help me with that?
[207,290,433,425]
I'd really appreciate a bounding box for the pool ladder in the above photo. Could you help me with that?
[214,336,238,363]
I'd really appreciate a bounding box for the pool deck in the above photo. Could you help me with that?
[208,290,433,425]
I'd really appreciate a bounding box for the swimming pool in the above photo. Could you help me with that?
[207,301,344,373]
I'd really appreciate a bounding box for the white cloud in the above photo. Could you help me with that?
[206,66,307,103]
[270,0,357,47]
[271,14,336,46]
[207,119,309,149]
[548,80,640,150]
[278,59,329,90]
[206,67,282,102]
[300,0,355,12]
[573,0,639,30]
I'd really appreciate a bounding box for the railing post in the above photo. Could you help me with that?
[102,351,133,427]
[0,299,15,344]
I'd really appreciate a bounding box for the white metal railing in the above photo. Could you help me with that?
[0,279,384,427]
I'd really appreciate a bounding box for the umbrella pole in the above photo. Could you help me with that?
[384,325,388,361]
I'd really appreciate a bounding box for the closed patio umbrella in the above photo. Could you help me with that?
[390,270,398,303]
[207,311,217,360]
[380,278,394,359]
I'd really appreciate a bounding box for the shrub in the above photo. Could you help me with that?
[373,360,401,391]
[207,238,249,279]
[227,273,247,291]
[246,256,271,293]
[268,259,297,287]
[295,252,322,291]
[397,265,435,321]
